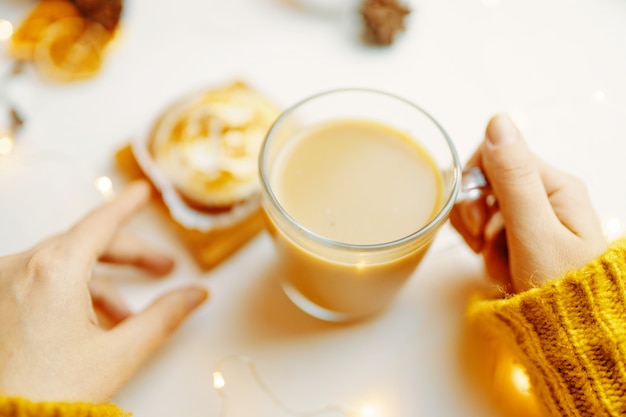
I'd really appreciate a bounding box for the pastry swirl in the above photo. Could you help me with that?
[149,81,280,211]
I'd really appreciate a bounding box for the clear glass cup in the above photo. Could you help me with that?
[259,88,484,322]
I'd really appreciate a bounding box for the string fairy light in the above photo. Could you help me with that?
[212,355,384,417]
[1,60,26,157]
[0,106,19,157]
[593,90,606,102]
[604,217,624,242]
[0,132,13,156]
[356,402,383,417]
[481,0,500,7]
[509,363,531,396]
[94,175,114,199]
[0,19,12,41]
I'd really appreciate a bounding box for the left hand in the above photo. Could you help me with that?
[0,181,209,403]
[450,115,607,292]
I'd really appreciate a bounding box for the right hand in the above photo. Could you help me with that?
[450,114,607,292]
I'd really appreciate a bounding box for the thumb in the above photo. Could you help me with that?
[482,114,558,232]
[107,286,209,380]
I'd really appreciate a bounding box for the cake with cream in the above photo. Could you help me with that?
[149,81,281,211]
[115,81,281,270]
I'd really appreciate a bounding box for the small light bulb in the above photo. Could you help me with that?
[213,371,225,390]
[593,91,606,102]
[0,134,14,156]
[0,19,13,41]
[605,217,623,241]
[95,176,114,199]
[510,364,531,395]
[357,402,383,417]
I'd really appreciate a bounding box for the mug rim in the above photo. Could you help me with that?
[258,87,463,252]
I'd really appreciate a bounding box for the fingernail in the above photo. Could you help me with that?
[186,287,209,308]
[487,114,519,145]
[149,256,175,276]
[484,211,505,242]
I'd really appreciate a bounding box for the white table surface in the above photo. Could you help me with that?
[1,0,625,416]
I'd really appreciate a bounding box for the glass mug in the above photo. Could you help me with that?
[259,88,487,322]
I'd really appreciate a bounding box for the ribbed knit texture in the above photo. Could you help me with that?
[0,396,130,417]
[469,238,626,417]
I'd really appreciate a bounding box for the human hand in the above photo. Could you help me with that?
[0,181,209,403]
[450,114,607,292]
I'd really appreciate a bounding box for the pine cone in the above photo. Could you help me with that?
[360,0,411,46]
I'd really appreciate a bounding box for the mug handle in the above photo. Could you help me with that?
[457,166,491,203]
[457,166,506,240]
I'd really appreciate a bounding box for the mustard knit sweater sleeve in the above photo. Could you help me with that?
[0,396,130,417]
[469,238,626,417]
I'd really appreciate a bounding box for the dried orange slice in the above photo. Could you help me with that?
[8,0,81,60]
[72,0,123,32]
[33,16,111,82]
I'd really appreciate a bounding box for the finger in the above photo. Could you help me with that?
[63,181,152,271]
[99,233,175,276]
[538,160,605,241]
[450,142,487,252]
[482,229,513,293]
[450,202,485,253]
[106,286,209,380]
[481,114,560,235]
[90,280,132,327]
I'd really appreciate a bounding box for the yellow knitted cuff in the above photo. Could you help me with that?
[0,396,130,417]
[469,238,626,417]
